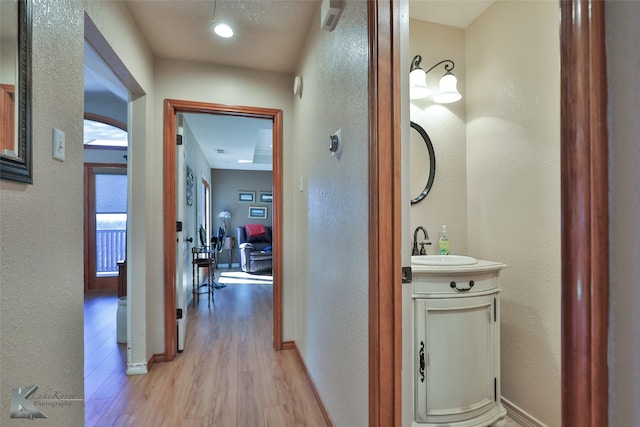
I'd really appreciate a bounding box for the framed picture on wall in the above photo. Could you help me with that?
[259,192,273,203]
[248,206,267,219]
[186,166,194,206]
[238,191,255,203]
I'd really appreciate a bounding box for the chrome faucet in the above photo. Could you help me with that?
[412,226,430,256]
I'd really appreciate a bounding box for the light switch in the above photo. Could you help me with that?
[52,128,65,161]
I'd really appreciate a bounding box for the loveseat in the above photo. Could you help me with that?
[236,224,273,274]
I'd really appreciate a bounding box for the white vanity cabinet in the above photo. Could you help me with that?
[412,260,507,427]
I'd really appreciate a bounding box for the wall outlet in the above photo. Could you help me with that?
[52,128,65,161]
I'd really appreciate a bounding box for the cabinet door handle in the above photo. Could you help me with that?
[419,341,425,383]
[450,280,474,292]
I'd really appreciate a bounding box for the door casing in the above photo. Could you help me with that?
[163,100,283,360]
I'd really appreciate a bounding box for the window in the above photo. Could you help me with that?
[84,118,127,148]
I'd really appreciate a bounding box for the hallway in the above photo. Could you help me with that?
[84,281,326,426]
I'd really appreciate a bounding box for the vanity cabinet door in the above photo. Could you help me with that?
[414,294,497,424]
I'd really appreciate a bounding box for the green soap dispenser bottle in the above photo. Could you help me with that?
[439,225,450,255]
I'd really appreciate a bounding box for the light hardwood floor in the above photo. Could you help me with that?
[84,280,327,427]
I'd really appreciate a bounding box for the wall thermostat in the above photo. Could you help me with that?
[329,129,342,158]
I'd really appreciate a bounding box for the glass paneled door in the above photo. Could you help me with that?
[85,165,127,291]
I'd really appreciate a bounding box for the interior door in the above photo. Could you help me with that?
[176,114,187,351]
[85,165,127,291]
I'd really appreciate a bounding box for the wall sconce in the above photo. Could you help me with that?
[409,55,462,103]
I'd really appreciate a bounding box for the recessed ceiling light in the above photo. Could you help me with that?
[238,159,253,163]
[210,22,234,38]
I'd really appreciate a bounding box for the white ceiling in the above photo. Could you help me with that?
[409,1,495,28]
[85,0,493,171]
[123,0,320,74]
[183,113,273,171]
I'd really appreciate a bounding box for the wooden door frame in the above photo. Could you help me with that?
[369,0,609,425]
[163,99,283,360]
[83,162,127,292]
[559,1,609,424]
[368,1,403,425]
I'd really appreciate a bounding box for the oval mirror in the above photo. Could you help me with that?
[0,0,32,184]
[410,121,436,205]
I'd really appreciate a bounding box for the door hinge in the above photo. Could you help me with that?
[402,266,412,283]
[176,134,183,145]
[176,221,183,232]
[177,308,183,320]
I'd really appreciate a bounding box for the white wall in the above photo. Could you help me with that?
[466,1,561,425]
[182,121,212,302]
[152,59,295,348]
[291,2,369,425]
[84,1,156,371]
[0,0,85,424]
[0,40,16,85]
[210,169,273,234]
[409,19,467,255]
[606,2,640,424]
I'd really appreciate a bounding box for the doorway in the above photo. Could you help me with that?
[163,99,284,360]
[84,164,127,291]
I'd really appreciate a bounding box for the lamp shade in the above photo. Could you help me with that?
[433,72,462,104]
[409,68,431,100]
[218,210,231,220]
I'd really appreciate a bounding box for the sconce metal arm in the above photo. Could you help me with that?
[410,55,456,74]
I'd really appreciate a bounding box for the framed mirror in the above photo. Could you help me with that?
[0,0,32,184]
[410,121,436,205]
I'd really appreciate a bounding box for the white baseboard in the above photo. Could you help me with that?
[502,397,547,427]
[126,362,148,375]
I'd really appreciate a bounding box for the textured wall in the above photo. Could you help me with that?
[409,19,467,255]
[291,2,369,425]
[606,2,640,424]
[466,1,561,425]
[0,0,85,424]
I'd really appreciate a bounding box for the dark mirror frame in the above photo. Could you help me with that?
[410,121,436,205]
[0,0,32,184]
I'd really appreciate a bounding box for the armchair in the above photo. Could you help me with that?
[236,224,273,274]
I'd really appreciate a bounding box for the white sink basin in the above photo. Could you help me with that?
[411,255,478,266]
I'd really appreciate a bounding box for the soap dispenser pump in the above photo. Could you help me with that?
[439,225,450,255]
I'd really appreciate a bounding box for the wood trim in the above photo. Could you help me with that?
[560,1,609,425]
[285,341,335,427]
[0,84,15,153]
[163,99,284,361]
[368,1,401,426]
[163,99,178,360]
[147,353,169,371]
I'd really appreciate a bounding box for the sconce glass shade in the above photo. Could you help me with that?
[410,68,431,100]
[433,72,462,104]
